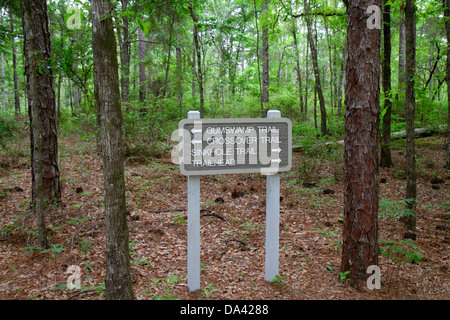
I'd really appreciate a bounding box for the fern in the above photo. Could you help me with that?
[378,198,415,219]
[379,238,423,264]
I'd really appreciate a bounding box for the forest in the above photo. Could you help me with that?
[0,0,449,301]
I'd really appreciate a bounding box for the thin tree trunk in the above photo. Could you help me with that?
[92,0,134,300]
[324,17,334,116]
[21,0,59,248]
[189,0,204,117]
[192,38,196,109]
[341,0,381,288]
[336,44,346,118]
[261,0,270,116]
[119,0,130,107]
[176,31,183,118]
[404,0,417,230]
[305,0,327,135]
[56,1,65,127]
[138,27,146,103]
[162,16,175,99]
[305,32,309,116]
[398,8,406,92]
[1,14,5,109]
[10,9,20,115]
[21,0,61,206]
[446,0,450,169]
[292,21,304,113]
[253,0,263,116]
[381,0,394,168]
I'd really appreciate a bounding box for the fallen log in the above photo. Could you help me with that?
[292,125,447,152]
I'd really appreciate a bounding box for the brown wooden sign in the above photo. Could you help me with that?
[176,118,292,175]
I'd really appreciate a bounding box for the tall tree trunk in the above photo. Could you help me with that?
[253,0,263,116]
[305,32,309,116]
[189,0,204,117]
[445,0,450,170]
[10,9,20,115]
[176,31,183,118]
[56,1,65,127]
[138,27,146,103]
[404,0,417,230]
[381,0,394,168]
[261,0,270,116]
[20,0,61,248]
[1,15,5,109]
[341,0,381,288]
[21,0,61,206]
[398,8,406,93]
[324,17,334,116]
[305,0,327,136]
[162,16,175,99]
[92,0,134,300]
[119,0,130,107]
[192,38,196,109]
[292,21,304,113]
[336,44,346,118]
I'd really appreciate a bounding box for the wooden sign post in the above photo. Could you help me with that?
[176,110,292,292]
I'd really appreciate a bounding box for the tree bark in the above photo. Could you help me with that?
[162,15,175,99]
[189,0,204,117]
[20,0,60,248]
[261,0,270,116]
[292,21,304,114]
[398,8,406,91]
[10,9,20,115]
[381,0,394,168]
[336,44,346,118]
[1,13,5,109]
[176,31,183,118]
[253,0,263,116]
[21,0,61,206]
[305,0,327,136]
[138,27,146,103]
[92,0,134,300]
[404,0,417,231]
[341,0,380,288]
[445,0,450,170]
[119,0,130,107]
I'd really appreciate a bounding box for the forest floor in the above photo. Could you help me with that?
[0,126,449,301]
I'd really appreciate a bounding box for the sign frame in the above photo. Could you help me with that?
[179,110,289,293]
[177,117,292,176]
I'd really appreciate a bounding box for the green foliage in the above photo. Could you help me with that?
[0,112,17,148]
[21,244,66,258]
[172,212,187,224]
[378,198,415,219]
[339,271,351,283]
[201,283,217,298]
[122,104,176,162]
[147,274,185,300]
[379,239,423,265]
[270,274,288,286]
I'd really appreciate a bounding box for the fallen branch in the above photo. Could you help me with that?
[201,212,229,223]
[292,125,448,152]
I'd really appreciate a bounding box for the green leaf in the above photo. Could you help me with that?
[136,17,149,36]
